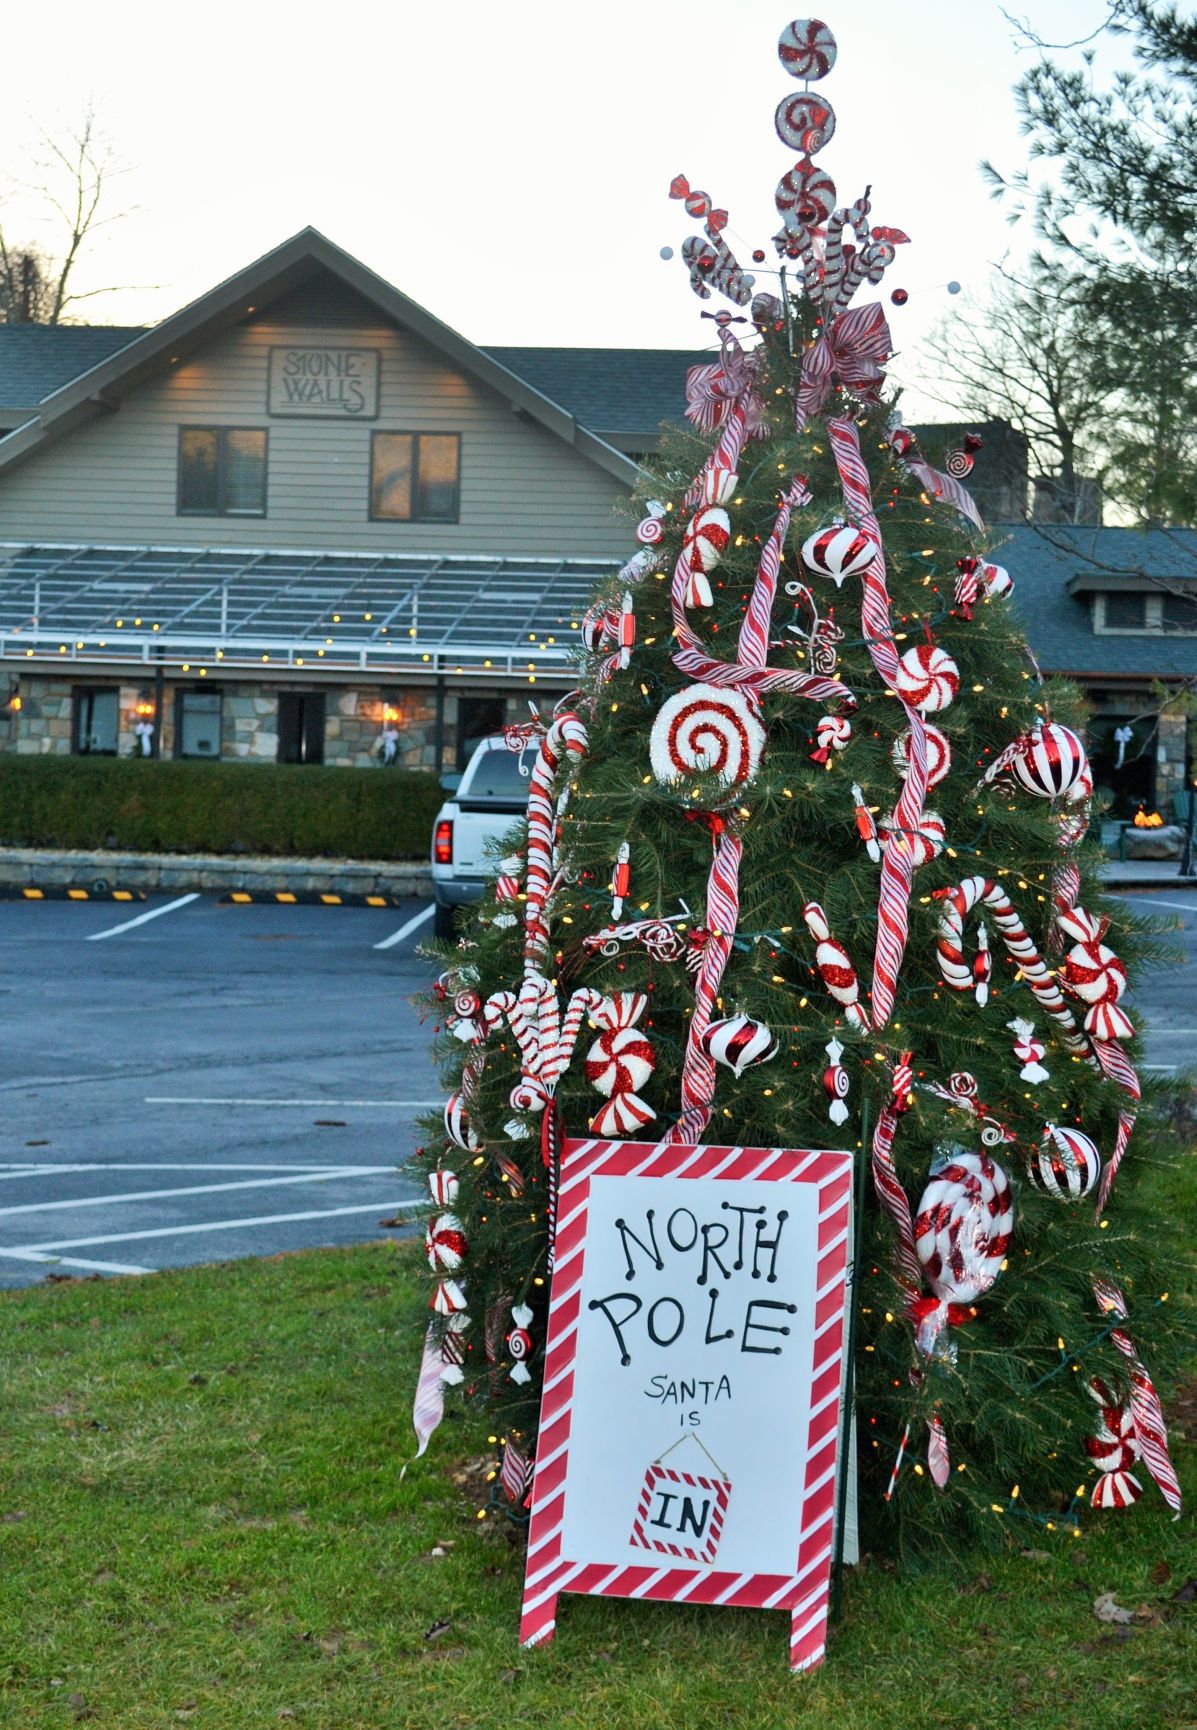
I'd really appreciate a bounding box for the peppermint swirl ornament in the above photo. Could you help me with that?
[700,1013,778,1077]
[777,17,837,79]
[775,92,836,154]
[425,1211,468,1274]
[1028,1124,1102,1203]
[894,643,960,713]
[585,1025,656,1097]
[878,808,946,868]
[892,723,951,788]
[649,684,765,789]
[775,158,836,229]
[636,514,665,545]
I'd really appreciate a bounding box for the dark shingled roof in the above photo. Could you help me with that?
[485,346,709,445]
[998,523,1197,680]
[0,325,146,409]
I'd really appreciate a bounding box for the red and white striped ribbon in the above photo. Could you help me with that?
[827,417,928,1030]
[1093,1279,1182,1515]
[671,831,743,1143]
[870,1101,921,1296]
[736,474,811,670]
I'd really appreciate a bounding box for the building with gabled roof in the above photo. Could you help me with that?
[0,232,1192,813]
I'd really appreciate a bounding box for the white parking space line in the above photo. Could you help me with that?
[145,1096,440,1108]
[0,1160,387,1172]
[0,1166,397,1220]
[11,1196,427,1253]
[86,893,201,941]
[373,905,434,950]
[0,1249,154,1276]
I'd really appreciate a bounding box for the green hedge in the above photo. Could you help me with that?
[0,757,443,859]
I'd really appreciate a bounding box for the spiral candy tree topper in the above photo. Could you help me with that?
[412,13,1184,1559]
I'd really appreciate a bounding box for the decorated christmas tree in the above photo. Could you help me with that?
[410,17,1187,1555]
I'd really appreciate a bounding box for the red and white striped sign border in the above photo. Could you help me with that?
[519,1137,854,1674]
[630,1462,732,1565]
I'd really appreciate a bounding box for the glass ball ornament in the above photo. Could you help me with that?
[752,248,766,263]
[890,287,909,306]
[659,245,674,261]
[947,280,962,294]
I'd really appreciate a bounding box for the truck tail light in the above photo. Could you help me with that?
[434,819,453,865]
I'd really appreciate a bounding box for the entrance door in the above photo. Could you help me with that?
[457,695,506,768]
[277,692,326,764]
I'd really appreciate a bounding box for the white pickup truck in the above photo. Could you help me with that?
[430,735,529,940]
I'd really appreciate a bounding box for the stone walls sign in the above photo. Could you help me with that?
[268,347,380,420]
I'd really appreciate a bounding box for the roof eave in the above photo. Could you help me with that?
[0,228,641,488]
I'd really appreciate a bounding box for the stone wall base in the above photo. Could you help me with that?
[0,847,432,897]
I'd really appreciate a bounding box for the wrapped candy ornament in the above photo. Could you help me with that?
[912,1150,1013,1358]
[877,808,946,869]
[822,1036,850,1126]
[1057,906,1133,1041]
[1007,1017,1050,1084]
[1085,1376,1143,1510]
[507,1303,536,1386]
[679,505,732,609]
[810,712,851,764]
[426,1212,468,1274]
[585,992,657,1137]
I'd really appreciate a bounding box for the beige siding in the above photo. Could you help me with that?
[0,286,630,556]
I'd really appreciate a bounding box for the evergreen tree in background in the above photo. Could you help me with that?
[411,16,1189,1556]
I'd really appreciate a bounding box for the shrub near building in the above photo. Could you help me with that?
[0,757,441,859]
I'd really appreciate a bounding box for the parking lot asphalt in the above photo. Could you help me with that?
[0,893,439,1289]
[0,885,1191,1292]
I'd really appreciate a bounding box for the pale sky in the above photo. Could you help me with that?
[0,1,1128,419]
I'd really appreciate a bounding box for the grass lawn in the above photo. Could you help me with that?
[2,1240,1195,1730]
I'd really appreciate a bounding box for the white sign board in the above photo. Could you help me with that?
[520,1137,854,1673]
[267,346,380,419]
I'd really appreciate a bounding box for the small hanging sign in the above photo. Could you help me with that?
[519,1137,854,1673]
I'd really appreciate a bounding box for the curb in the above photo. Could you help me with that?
[220,891,406,907]
[0,847,432,899]
[0,886,148,902]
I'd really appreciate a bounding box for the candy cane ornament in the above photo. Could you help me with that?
[1093,1280,1182,1515]
[933,877,1090,1056]
[522,713,588,975]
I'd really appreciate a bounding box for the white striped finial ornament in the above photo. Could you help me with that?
[700,1013,779,1077]
[801,520,876,587]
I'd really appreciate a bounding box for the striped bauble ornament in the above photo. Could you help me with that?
[700,1013,778,1077]
[1009,722,1089,800]
[800,520,876,587]
[1027,1124,1102,1202]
